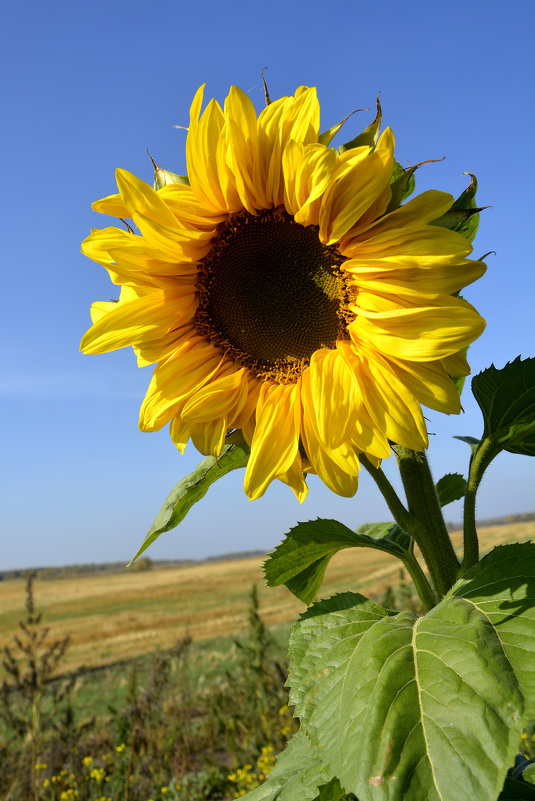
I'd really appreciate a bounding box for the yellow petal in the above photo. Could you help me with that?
[169,414,191,454]
[186,88,226,212]
[190,418,227,457]
[308,348,358,449]
[80,290,194,355]
[349,257,486,297]
[342,190,454,248]
[300,368,360,496]
[92,193,129,218]
[351,292,486,362]
[181,367,249,423]
[115,169,178,228]
[139,339,223,431]
[277,454,308,503]
[320,128,395,244]
[349,346,428,451]
[224,86,262,212]
[387,355,461,414]
[131,211,213,261]
[244,382,301,500]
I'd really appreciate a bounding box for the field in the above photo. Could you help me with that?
[1,520,533,676]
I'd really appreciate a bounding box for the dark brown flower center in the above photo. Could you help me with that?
[194,208,353,380]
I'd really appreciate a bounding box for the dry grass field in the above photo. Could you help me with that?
[1,521,533,676]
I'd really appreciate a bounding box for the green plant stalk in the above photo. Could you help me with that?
[392,446,460,597]
[398,551,437,613]
[360,455,437,611]
[461,438,494,574]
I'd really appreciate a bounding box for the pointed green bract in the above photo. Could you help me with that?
[263,520,413,604]
[430,173,483,242]
[287,543,535,801]
[435,472,467,506]
[336,95,381,153]
[387,161,417,211]
[129,443,249,564]
[154,168,190,189]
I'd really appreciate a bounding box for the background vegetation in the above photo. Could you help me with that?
[1,521,533,801]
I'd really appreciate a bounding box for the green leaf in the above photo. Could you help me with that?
[313,778,349,801]
[431,172,482,243]
[435,472,467,506]
[288,543,535,801]
[240,732,332,801]
[498,775,535,800]
[129,443,249,564]
[522,763,535,786]
[336,95,381,153]
[472,357,535,457]
[264,520,412,604]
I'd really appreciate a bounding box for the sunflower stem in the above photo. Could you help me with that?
[399,552,438,613]
[392,445,459,598]
[360,455,437,610]
[460,439,493,574]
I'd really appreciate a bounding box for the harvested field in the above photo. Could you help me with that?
[0,521,533,675]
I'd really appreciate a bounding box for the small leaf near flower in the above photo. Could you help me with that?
[264,519,412,604]
[129,442,249,565]
[435,472,467,507]
[473,357,535,457]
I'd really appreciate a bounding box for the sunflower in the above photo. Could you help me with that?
[81,84,486,502]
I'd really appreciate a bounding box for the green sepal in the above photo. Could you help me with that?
[387,161,418,211]
[336,95,381,154]
[430,173,484,242]
[153,168,190,189]
[319,108,371,147]
[435,472,467,507]
[264,519,413,604]
[129,442,249,565]
[449,345,469,395]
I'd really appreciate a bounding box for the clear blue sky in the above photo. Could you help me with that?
[1,0,534,570]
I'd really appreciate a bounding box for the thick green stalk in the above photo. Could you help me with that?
[400,552,437,613]
[360,455,437,610]
[461,439,494,573]
[392,446,460,597]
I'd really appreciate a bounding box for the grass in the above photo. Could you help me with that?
[1,520,533,678]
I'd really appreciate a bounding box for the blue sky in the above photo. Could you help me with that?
[1,0,534,570]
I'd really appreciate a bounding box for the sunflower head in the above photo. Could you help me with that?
[81,84,486,502]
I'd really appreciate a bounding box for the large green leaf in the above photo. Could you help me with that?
[472,357,535,457]
[288,543,535,801]
[264,520,413,604]
[240,732,333,801]
[129,443,249,564]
